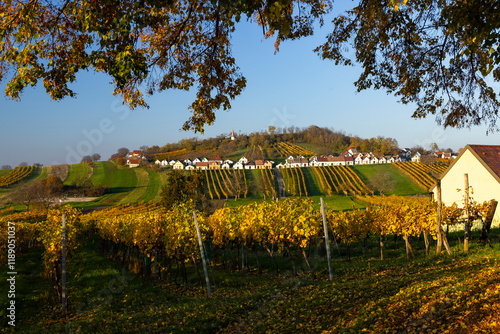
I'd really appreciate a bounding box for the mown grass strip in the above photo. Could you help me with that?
[64,163,92,186]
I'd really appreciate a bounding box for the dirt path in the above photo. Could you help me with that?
[272,168,286,198]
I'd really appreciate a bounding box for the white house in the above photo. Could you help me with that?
[193,158,201,164]
[245,162,256,170]
[221,162,231,169]
[196,162,209,170]
[127,158,140,168]
[173,161,185,170]
[355,154,364,165]
[183,159,192,165]
[129,150,143,158]
[286,156,308,167]
[233,161,245,170]
[430,144,500,226]
[238,156,248,164]
[411,152,422,162]
[185,165,195,170]
[310,156,329,167]
[348,148,359,156]
[169,160,177,166]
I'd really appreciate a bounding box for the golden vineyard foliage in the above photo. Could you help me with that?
[274,142,315,157]
[208,198,320,250]
[37,205,83,275]
[394,162,448,190]
[0,206,48,264]
[312,165,371,196]
[3,194,494,278]
[0,165,34,187]
[91,201,207,261]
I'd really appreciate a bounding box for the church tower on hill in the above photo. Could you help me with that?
[230,129,235,141]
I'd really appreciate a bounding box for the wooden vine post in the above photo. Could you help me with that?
[193,211,211,297]
[61,214,67,314]
[435,179,443,255]
[320,198,333,281]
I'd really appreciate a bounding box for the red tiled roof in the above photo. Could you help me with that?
[197,162,209,167]
[469,145,500,179]
[327,156,344,162]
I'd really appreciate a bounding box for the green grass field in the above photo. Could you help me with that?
[353,164,427,196]
[64,163,92,185]
[91,161,138,191]
[140,169,164,203]
[118,168,150,204]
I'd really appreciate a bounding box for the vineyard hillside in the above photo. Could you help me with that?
[0,166,49,199]
[0,161,438,209]
[0,141,447,209]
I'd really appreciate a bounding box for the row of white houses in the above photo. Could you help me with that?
[151,153,408,170]
[155,156,275,170]
[411,151,457,162]
[281,153,407,168]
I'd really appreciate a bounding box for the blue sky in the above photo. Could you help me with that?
[1,15,499,167]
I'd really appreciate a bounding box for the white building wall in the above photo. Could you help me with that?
[435,149,500,226]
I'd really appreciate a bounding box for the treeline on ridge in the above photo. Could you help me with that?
[138,125,401,161]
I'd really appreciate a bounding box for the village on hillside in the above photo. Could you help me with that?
[126,147,457,170]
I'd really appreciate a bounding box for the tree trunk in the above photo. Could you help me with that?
[403,234,414,260]
[423,231,430,256]
[480,200,497,246]
[264,244,279,274]
[301,248,313,274]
